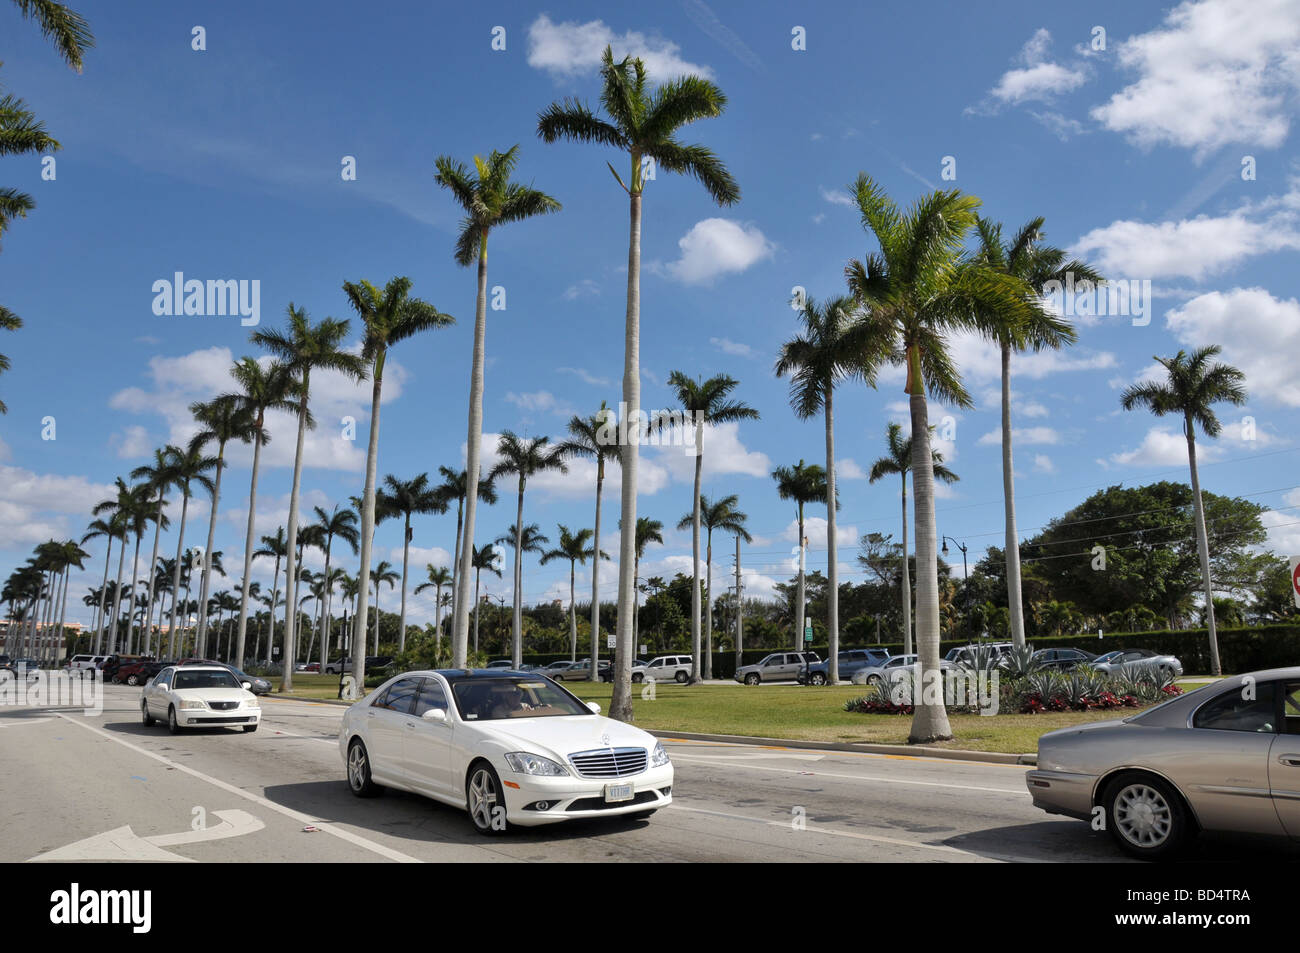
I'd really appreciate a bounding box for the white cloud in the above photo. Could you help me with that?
[657,219,775,285]
[944,328,1117,383]
[784,516,857,552]
[557,367,612,388]
[972,29,1088,115]
[504,390,574,416]
[710,336,755,358]
[1091,0,1300,154]
[0,466,116,550]
[113,424,153,458]
[837,458,866,480]
[1111,427,1217,467]
[527,14,713,80]
[563,279,600,301]
[647,420,771,485]
[1165,287,1300,407]
[978,426,1061,446]
[1033,454,1057,474]
[1030,110,1086,140]
[819,186,855,207]
[1263,488,1300,556]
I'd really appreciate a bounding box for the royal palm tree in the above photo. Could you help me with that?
[652,373,759,682]
[252,304,366,690]
[368,560,399,655]
[771,461,827,655]
[188,397,257,651]
[489,433,567,666]
[310,504,359,671]
[253,527,287,666]
[867,423,959,655]
[776,295,887,683]
[220,357,298,668]
[130,447,181,655]
[620,516,664,650]
[845,175,1040,743]
[159,442,216,656]
[491,523,550,661]
[375,473,445,653]
[1120,346,1247,677]
[540,526,604,661]
[538,46,739,720]
[432,465,497,630]
[558,402,616,675]
[342,276,453,692]
[469,544,502,655]
[975,217,1095,649]
[414,564,453,652]
[678,495,750,679]
[80,515,121,650]
[435,146,560,669]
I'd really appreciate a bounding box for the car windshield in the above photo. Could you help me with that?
[1094,651,1122,663]
[172,670,241,690]
[451,678,591,720]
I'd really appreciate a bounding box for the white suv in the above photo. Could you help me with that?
[66,654,108,674]
[643,655,693,684]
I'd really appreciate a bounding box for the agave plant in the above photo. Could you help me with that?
[1061,671,1094,709]
[957,642,1002,680]
[1001,643,1037,678]
[1026,669,1060,703]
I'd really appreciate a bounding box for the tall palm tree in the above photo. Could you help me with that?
[435,146,560,670]
[9,0,94,70]
[80,516,120,650]
[845,175,1039,743]
[220,357,297,668]
[0,92,58,251]
[620,515,664,651]
[654,373,759,682]
[159,442,216,657]
[1120,346,1247,677]
[252,304,366,691]
[414,564,453,652]
[538,46,739,720]
[776,295,887,683]
[771,461,827,655]
[368,560,399,655]
[310,504,359,671]
[867,423,959,655]
[489,433,568,666]
[975,217,1094,649]
[337,573,359,658]
[678,495,750,679]
[491,523,550,662]
[432,465,497,632]
[342,276,453,692]
[558,402,616,675]
[130,447,180,655]
[253,527,287,666]
[469,544,502,655]
[119,484,162,656]
[540,525,604,661]
[188,397,257,652]
[376,473,445,653]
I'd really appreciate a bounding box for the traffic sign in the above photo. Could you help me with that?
[1290,556,1300,609]
[804,623,813,644]
[607,635,616,648]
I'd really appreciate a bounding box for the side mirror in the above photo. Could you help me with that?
[587,702,601,714]
[156,683,169,691]
[422,708,447,722]
[241,681,252,691]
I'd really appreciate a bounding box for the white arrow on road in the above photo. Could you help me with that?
[28,809,265,862]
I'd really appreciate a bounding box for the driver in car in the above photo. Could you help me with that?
[488,683,535,718]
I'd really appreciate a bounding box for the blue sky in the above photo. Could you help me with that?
[3,0,1299,629]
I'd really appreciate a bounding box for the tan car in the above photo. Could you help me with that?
[1026,667,1300,858]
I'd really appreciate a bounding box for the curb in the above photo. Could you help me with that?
[649,729,1037,766]
[264,693,352,707]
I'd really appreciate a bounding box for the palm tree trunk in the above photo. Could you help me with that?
[825,387,840,683]
[689,425,702,684]
[141,491,165,657]
[901,472,912,656]
[164,491,192,659]
[569,560,577,661]
[907,378,953,743]
[590,458,604,675]
[795,505,806,651]
[125,534,142,655]
[704,529,713,680]
[398,517,411,653]
[512,485,524,668]
[433,581,443,655]
[1001,344,1027,649]
[350,365,383,694]
[473,567,481,655]
[1186,419,1221,676]
[234,430,265,669]
[450,499,463,642]
[55,566,70,663]
[195,444,226,651]
[735,534,743,667]
[318,545,332,672]
[611,179,642,724]
[282,386,310,693]
[93,536,113,654]
[453,238,490,668]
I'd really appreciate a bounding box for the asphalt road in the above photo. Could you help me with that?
[0,684,1286,863]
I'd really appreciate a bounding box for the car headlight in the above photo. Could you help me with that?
[651,741,670,767]
[244,697,260,709]
[503,752,569,777]
[179,699,206,710]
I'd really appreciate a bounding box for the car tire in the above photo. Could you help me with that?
[632,673,643,683]
[744,673,760,686]
[242,724,257,733]
[1102,773,1191,860]
[141,701,153,727]
[111,675,121,684]
[675,671,688,684]
[867,674,882,685]
[167,706,180,735]
[466,761,508,835]
[346,739,383,798]
[810,672,827,686]
[126,674,139,686]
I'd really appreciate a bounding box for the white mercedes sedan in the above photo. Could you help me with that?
[338,670,674,834]
[140,664,261,734]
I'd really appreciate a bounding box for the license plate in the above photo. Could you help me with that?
[604,782,634,802]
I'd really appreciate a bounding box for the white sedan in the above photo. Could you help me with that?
[140,664,261,734]
[339,670,674,834]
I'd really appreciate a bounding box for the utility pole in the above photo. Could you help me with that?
[734,534,743,666]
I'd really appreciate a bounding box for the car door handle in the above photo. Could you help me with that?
[1279,754,1300,767]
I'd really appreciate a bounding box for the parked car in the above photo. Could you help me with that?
[324,658,350,675]
[735,651,821,686]
[1089,648,1183,679]
[339,670,673,833]
[542,661,579,678]
[102,655,144,682]
[486,660,515,670]
[1030,647,1097,671]
[140,664,261,734]
[600,659,649,683]
[223,665,272,695]
[1027,668,1300,858]
[303,662,320,673]
[116,659,167,686]
[65,654,109,674]
[644,655,695,684]
[798,649,890,685]
[946,642,1015,666]
[851,653,956,686]
[1,657,41,681]
[550,659,606,681]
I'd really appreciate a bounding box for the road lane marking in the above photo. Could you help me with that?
[662,738,1028,768]
[670,754,1028,795]
[54,713,421,863]
[31,809,265,862]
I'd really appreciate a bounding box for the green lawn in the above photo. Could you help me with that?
[268,674,1214,755]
